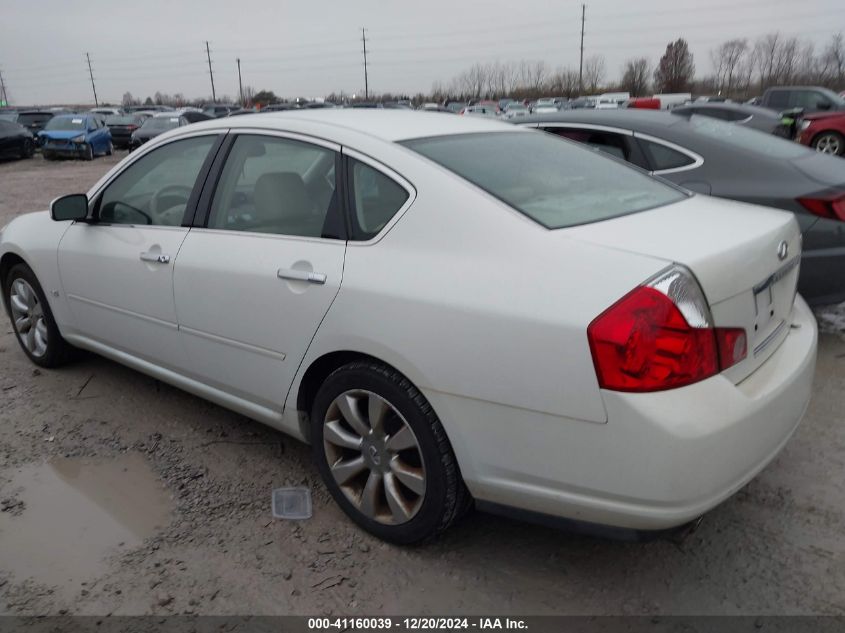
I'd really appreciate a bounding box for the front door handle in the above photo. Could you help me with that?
[140,252,171,264]
[277,268,326,285]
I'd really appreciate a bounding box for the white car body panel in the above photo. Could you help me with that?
[0,110,818,534]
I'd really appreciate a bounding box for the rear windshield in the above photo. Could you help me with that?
[685,114,807,159]
[143,117,180,130]
[402,131,686,229]
[106,115,138,125]
[17,113,52,125]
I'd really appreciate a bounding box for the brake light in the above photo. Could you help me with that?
[798,192,845,221]
[587,265,746,392]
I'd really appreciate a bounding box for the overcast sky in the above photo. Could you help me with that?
[1,0,841,105]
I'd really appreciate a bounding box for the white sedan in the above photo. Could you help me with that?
[0,111,817,543]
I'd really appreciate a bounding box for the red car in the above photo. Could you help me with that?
[798,111,845,156]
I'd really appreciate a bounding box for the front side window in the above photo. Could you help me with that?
[207,135,340,239]
[402,131,685,230]
[348,159,409,240]
[98,135,216,226]
[766,90,789,109]
[638,139,696,172]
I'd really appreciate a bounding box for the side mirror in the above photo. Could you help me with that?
[51,194,89,222]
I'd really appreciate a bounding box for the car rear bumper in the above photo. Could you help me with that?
[425,295,817,531]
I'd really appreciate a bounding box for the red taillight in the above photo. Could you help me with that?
[127,124,138,130]
[587,268,746,393]
[798,192,845,221]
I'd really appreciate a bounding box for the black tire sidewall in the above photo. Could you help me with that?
[311,364,453,544]
[3,263,66,368]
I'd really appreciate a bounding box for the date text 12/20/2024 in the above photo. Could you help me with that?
[307,618,528,630]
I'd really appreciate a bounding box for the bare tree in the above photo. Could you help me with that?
[711,38,748,96]
[121,91,136,107]
[519,60,548,93]
[822,32,845,86]
[549,67,580,97]
[620,58,650,96]
[654,38,695,93]
[583,55,606,93]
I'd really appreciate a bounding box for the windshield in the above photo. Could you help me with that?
[44,117,86,131]
[402,131,685,229]
[143,117,180,131]
[686,114,808,159]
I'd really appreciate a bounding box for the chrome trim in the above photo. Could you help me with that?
[753,257,800,296]
[753,320,786,357]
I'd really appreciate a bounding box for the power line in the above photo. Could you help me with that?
[86,52,98,107]
[206,41,216,101]
[579,4,585,94]
[362,28,369,99]
[237,57,244,106]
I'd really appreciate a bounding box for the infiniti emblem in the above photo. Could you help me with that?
[777,240,788,261]
[368,444,381,466]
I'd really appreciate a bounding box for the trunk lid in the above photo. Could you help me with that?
[564,195,802,382]
[789,151,845,187]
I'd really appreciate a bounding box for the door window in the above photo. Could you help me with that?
[207,134,341,239]
[766,90,789,109]
[97,135,216,226]
[348,159,409,240]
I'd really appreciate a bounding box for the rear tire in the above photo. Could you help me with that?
[311,361,470,544]
[20,139,34,159]
[812,131,845,156]
[3,263,74,368]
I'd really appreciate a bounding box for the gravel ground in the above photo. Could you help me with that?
[0,154,844,616]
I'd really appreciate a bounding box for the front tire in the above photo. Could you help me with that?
[82,144,94,161]
[105,141,113,156]
[812,131,845,156]
[3,264,73,368]
[311,361,470,544]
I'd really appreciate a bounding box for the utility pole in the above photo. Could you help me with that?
[86,53,99,107]
[206,41,216,102]
[237,58,244,106]
[362,28,369,100]
[578,4,585,95]
[0,69,8,106]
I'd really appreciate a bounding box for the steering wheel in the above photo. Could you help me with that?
[150,184,193,221]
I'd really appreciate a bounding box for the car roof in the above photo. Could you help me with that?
[179,109,517,142]
[153,112,183,118]
[674,102,779,118]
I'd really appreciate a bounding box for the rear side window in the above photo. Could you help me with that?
[545,128,630,161]
[402,131,685,230]
[638,139,696,172]
[348,159,409,240]
[208,134,341,239]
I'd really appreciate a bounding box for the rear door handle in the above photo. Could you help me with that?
[140,252,171,264]
[277,268,327,285]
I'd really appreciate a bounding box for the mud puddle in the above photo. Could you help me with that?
[0,453,172,588]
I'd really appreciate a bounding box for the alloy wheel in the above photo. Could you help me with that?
[9,278,48,358]
[814,134,842,155]
[322,389,426,525]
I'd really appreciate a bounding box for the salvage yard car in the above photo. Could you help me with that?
[798,111,845,156]
[0,111,817,544]
[0,119,36,160]
[130,112,190,149]
[520,109,845,306]
[38,113,112,160]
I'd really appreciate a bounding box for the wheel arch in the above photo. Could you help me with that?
[0,252,28,318]
[294,349,435,444]
[811,128,845,148]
